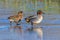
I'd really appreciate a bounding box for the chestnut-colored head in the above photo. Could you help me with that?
[18,11,23,13]
[37,10,43,15]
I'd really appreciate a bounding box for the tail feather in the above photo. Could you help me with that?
[25,18,30,23]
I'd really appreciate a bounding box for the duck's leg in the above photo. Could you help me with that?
[10,21,12,26]
[16,19,21,25]
[26,22,33,31]
[18,19,21,25]
[14,21,19,25]
[31,22,33,28]
[29,22,33,31]
[16,22,19,25]
[16,23,19,25]
[9,21,13,32]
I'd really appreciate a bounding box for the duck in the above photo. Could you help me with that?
[25,10,44,40]
[25,10,45,30]
[8,11,23,25]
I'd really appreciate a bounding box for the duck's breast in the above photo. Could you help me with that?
[33,16,43,24]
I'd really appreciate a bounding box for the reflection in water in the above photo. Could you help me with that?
[33,28,43,40]
[9,25,23,33]
[9,24,43,40]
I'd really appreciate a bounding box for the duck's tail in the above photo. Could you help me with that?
[25,18,30,23]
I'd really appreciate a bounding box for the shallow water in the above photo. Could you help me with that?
[0,13,60,40]
[43,14,60,40]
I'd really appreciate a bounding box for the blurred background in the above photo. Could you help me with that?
[0,0,60,14]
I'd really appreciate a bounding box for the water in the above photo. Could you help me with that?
[0,12,60,40]
[42,14,60,40]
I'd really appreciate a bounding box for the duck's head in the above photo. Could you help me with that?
[37,10,45,15]
[18,11,23,16]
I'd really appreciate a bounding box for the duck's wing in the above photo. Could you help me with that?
[25,15,37,20]
[25,15,37,23]
[28,15,37,19]
[25,15,34,19]
[28,15,35,18]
